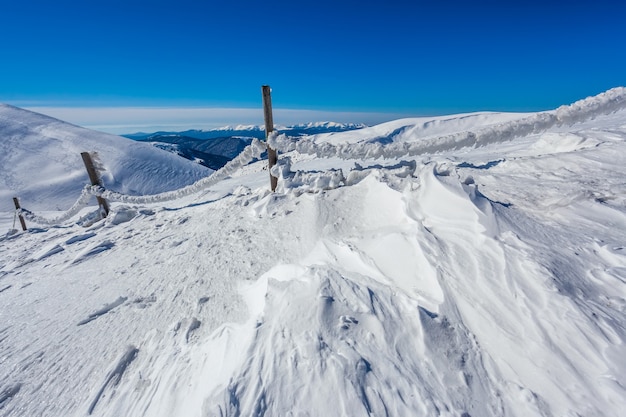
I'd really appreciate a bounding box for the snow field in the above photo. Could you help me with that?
[1,188,318,417]
[1,88,626,416]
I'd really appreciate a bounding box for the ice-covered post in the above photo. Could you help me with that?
[12,197,27,231]
[80,152,110,218]
[262,85,279,192]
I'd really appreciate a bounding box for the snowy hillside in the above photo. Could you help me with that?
[1,88,626,417]
[0,104,210,212]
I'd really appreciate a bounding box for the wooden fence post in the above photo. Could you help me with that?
[80,152,110,217]
[12,197,27,231]
[262,85,279,192]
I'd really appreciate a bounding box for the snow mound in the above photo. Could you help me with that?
[0,104,211,211]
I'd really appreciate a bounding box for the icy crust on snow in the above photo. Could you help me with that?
[269,87,626,159]
[0,104,211,212]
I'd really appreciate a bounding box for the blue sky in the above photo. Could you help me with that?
[1,0,625,132]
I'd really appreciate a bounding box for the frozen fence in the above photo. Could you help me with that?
[13,87,626,228]
[269,87,626,160]
[19,140,266,226]
[96,139,266,204]
[20,187,95,226]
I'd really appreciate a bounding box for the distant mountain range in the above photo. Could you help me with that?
[123,122,367,170]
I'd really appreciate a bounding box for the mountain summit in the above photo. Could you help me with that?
[1,89,626,417]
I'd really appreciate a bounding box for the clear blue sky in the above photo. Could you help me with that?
[1,0,625,129]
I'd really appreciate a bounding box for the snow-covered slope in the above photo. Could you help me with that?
[1,89,626,417]
[310,112,529,145]
[0,104,211,212]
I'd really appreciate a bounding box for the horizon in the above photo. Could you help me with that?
[18,104,415,135]
[2,76,625,417]
[19,85,622,135]
[1,0,625,134]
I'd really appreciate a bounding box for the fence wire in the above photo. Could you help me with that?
[20,139,266,226]
[15,87,626,227]
[269,87,626,160]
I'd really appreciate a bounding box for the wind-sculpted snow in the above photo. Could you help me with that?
[269,87,626,159]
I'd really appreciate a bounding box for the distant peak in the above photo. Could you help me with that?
[288,121,368,129]
[213,125,264,132]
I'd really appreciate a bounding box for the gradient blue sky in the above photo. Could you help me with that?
[1,0,625,132]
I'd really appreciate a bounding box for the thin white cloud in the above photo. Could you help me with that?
[25,106,407,134]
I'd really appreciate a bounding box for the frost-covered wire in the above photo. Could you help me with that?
[98,139,266,204]
[20,185,95,226]
[20,140,267,225]
[269,87,626,160]
[16,88,626,226]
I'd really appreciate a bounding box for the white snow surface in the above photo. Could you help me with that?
[1,88,626,417]
[0,104,211,212]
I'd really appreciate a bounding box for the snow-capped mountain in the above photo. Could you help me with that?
[1,88,626,417]
[124,122,367,141]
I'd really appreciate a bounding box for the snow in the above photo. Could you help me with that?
[1,88,626,417]
[269,87,626,160]
[0,104,211,212]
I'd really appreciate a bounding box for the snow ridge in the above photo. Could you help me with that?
[269,87,626,159]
